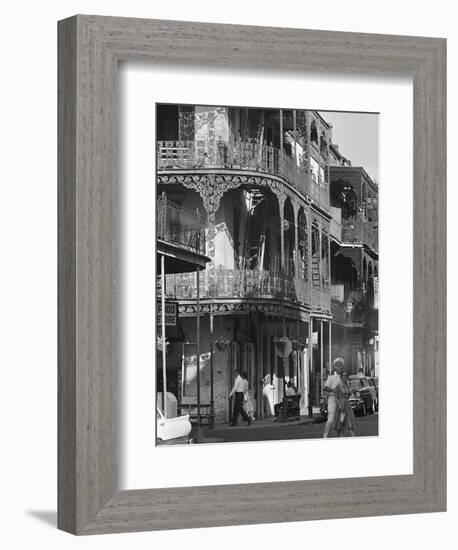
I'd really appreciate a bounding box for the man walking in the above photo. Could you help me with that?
[229,369,252,426]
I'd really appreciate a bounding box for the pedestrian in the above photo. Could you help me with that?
[322,357,344,438]
[242,371,256,423]
[332,371,356,437]
[229,369,252,426]
[285,380,296,396]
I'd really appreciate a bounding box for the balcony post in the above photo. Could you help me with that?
[277,193,286,272]
[305,111,312,191]
[209,304,215,428]
[319,225,323,308]
[307,211,312,302]
[195,266,203,442]
[320,319,324,398]
[161,254,167,418]
[279,108,283,173]
[292,200,299,279]
[308,318,313,417]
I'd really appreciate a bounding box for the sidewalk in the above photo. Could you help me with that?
[193,414,324,444]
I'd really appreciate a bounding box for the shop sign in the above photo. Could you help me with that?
[157,301,177,326]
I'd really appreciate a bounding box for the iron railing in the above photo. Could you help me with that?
[331,286,378,326]
[166,267,331,311]
[156,193,207,255]
[157,139,330,211]
[341,217,378,252]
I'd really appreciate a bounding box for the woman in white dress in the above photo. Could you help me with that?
[322,357,344,438]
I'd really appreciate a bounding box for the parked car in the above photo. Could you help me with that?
[156,408,192,445]
[348,375,377,416]
[319,374,378,420]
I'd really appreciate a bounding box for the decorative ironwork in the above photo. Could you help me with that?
[341,217,378,252]
[157,139,330,213]
[158,172,291,216]
[166,267,331,313]
[178,301,314,321]
[156,193,207,254]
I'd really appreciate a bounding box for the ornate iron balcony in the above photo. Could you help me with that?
[165,267,331,311]
[156,193,207,255]
[157,139,330,212]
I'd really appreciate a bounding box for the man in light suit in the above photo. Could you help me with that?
[229,369,252,426]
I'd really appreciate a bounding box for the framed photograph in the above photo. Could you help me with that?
[58,15,446,535]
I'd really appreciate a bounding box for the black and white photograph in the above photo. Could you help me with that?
[1,0,451,545]
[156,103,379,444]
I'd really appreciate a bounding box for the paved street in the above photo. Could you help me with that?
[194,412,378,444]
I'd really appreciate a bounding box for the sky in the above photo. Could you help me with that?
[318,111,380,183]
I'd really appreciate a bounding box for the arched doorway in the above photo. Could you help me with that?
[283,198,295,277]
[298,207,308,282]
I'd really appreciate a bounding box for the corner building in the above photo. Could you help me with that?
[157,105,339,422]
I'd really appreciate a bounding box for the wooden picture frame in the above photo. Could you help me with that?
[58,14,446,535]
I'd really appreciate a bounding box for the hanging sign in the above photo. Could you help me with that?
[156,301,177,326]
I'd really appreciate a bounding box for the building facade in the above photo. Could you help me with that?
[157,104,339,422]
[328,155,379,377]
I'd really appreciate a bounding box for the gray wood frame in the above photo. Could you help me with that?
[58,14,446,535]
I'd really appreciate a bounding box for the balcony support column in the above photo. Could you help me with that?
[327,232,331,293]
[308,318,313,417]
[320,319,324,398]
[195,265,202,442]
[292,200,300,279]
[161,254,167,418]
[305,111,312,188]
[319,225,323,309]
[276,192,286,272]
[307,211,312,304]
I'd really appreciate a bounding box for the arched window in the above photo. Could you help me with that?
[311,222,320,287]
[283,198,295,277]
[367,261,374,302]
[321,230,330,288]
[310,121,318,144]
[298,208,308,281]
[330,180,357,219]
[320,132,328,159]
